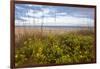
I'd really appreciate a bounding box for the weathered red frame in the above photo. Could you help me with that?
[10,0,96,68]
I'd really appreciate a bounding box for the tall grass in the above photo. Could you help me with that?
[15,30,95,67]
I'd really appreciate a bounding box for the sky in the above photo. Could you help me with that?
[15,4,95,26]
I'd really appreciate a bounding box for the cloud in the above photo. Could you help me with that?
[26,9,43,18]
[15,14,94,27]
[42,15,94,26]
[15,4,94,27]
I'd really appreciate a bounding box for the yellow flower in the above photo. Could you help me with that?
[39,48,42,50]
[24,41,27,45]
[36,53,39,57]
[15,55,18,58]
[28,38,32,41]
[39,47,42,52]
[80,55,83,58]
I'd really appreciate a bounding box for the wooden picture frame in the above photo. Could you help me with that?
[10,0,96,68]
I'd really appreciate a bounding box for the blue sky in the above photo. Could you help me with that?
[15,4,95,26]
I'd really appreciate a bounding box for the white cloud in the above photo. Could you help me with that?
[15,5,25,10]
[56,12,67,16]
[15,20,24,26]
[15,14,94,27]
[15,4,94,27]
[28,4,33,7]
[42,15,94,26]
[42,8,51,14]
[26,9,43,17]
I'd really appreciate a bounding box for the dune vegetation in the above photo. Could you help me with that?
[15,30,95,67]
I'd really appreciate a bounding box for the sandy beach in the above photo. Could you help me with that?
[15,26,91,35]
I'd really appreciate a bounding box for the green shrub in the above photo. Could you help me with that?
[15,30,95,67]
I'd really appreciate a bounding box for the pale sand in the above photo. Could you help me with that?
[15,27,89,35]
[15,27,93,43]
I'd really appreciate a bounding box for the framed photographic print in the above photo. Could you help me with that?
[10,0,96,68]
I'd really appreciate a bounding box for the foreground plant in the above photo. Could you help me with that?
[15,30,95,67]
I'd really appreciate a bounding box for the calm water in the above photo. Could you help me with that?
[16,26,93,30]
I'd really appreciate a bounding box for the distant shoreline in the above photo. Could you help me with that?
[15,26,94,35]
[15,26,94,28]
